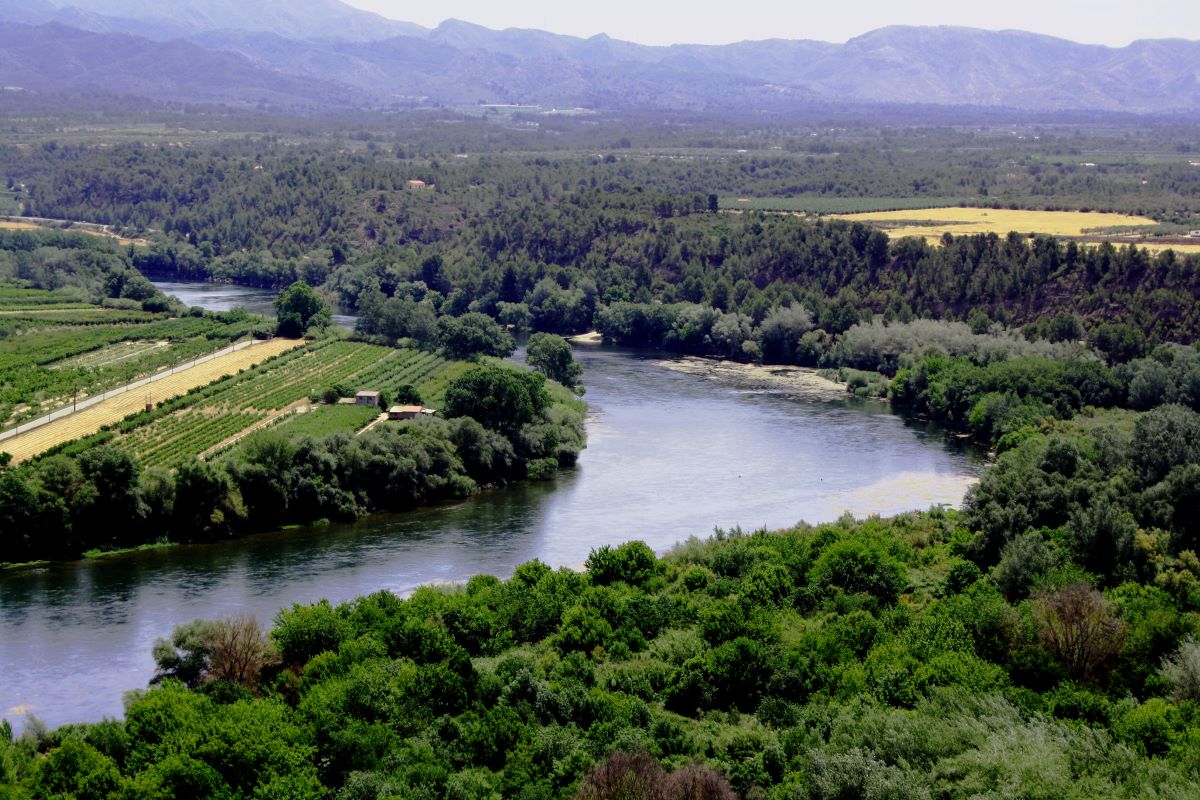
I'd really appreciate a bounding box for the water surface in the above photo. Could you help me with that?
[1,283,984,727]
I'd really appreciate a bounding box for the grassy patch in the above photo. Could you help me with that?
[269,404,379,438]
[81,542,174,559]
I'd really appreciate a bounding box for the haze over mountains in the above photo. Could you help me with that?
[2,0,1198,115]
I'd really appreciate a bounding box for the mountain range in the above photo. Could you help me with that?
[1,0,1198,115]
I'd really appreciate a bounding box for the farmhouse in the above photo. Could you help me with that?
[406,179,429,189]
[355,390,380,407]
[388,402,436,422]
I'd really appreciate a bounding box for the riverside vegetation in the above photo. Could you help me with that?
[3,109,1200,796]
[3,398,1200,797]
[0,261,586,563]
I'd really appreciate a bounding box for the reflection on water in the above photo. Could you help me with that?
[149,279,357,329]
[1,291,984,727]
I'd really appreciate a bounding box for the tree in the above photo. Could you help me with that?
[436,313,515,360]
[444,365,549,434]
[206,616,277,688]
[275,281,331,337]
[1034,583,1126,682]
[526,332,582,388]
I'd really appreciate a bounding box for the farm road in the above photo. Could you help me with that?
[0,338,300,461]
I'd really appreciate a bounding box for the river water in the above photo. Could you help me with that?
[0,281,984,728]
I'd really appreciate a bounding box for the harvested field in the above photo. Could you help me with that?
[832,206,1200,254]
[834,206,1157,238]
[0,338,300,462]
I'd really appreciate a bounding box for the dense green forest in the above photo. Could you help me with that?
[3,117,1198,352]
[4,404,1200,798]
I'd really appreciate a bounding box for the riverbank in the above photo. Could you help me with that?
[656,356,850,401]
[0,344,981,728]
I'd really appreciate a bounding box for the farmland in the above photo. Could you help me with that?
[0,289,260,428]
[830,206,1200,252]
[102,339,469,467]
[262,404,380,440]
[0,337,301,463]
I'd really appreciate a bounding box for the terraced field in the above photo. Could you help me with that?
[0,338,300,463]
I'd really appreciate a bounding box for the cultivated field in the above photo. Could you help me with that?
[826,206,1200,254]
[0,338,300,463]
[110,340,469,467]
[834,206,1158,237]
[0,284,264,429]
[265,404,380,440]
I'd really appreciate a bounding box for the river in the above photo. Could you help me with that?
[0,281,985,728]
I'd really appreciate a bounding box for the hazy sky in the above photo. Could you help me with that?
[343,0,1197,46]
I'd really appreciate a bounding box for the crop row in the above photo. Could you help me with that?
[103,341,393,462]
[131,412,266,468]
[212,341,392,411]
[0,316,253,372]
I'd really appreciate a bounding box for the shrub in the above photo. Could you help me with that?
[587,541,662,587]
[809,536,907,605]
[1161,636,1200,702]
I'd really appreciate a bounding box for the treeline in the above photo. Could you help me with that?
[888,340,1200,442]
[0,364,585,563]
[0,229,178,313]
[4,134,1199,347]
[4,406,1200,797]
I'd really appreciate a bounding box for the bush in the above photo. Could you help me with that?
[1161,637,1200,702]
[809,536,907,605]
[586,541,661,587]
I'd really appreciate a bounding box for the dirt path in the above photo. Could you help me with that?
[0,339,301,463]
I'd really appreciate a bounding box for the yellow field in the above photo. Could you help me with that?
[1137,241,1200,254]
[0,338,301,463]
[834,207,1158,238]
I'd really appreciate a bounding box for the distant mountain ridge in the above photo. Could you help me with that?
[0,1,1198,114]
[3,0,424,41]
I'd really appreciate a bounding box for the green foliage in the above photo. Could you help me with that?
[437,313,516,361]
[585,542,661,588]
[809,534,908,606]
[8,508,1200,798]
[444,365,550,435]
[526,333,582,388]
[274,281,331,337]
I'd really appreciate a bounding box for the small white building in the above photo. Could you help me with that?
[355,390,380,407]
